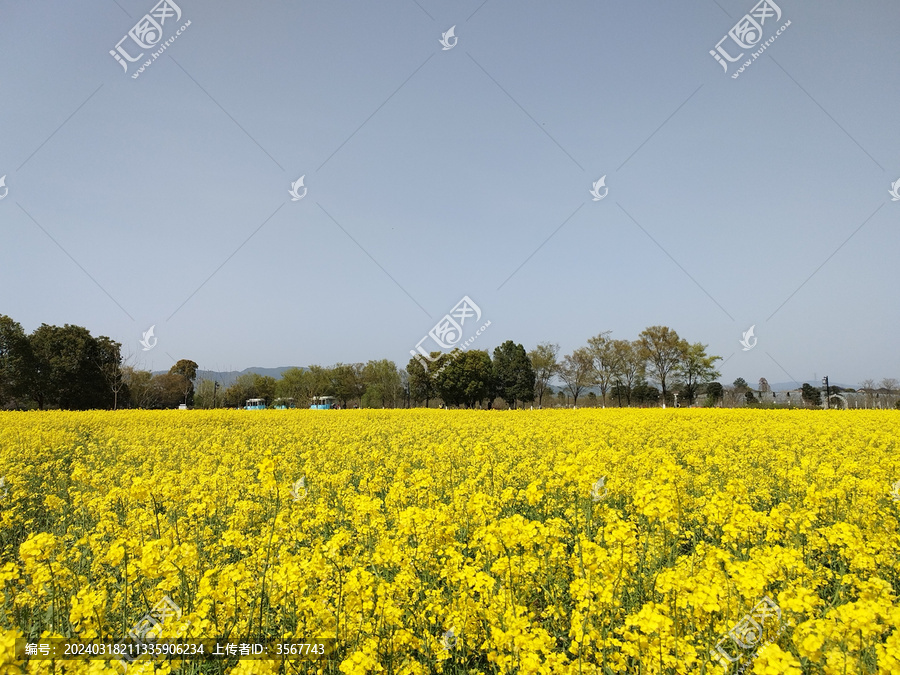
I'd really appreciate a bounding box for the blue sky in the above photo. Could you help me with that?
[1,0,898,387]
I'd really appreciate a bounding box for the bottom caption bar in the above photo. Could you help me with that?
[15,639,336,661]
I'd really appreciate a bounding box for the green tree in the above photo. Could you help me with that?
[677,341,721,405]
[122,367,156,408]
[801,383,822,407]
[0,315,33,409]
[253,374,276,403]
[528,342,559,408]
[610,339,644,406]
[406,354,437,407]
[637,326,683,407]
[586,331,615,407]
[193,379,221,409]
[492,340,535,409]
[557,347,593,407]
[609,381,628,406]
[362,359,402,408]
[705,382,724,407]
[93,336,125,410]
[223,372,275,408]
[170,359,198,380]
[276,368,316,407]
[29,324,113,409]
[331,363,365,408]
[434,350,494,408]
[151,373,188,408]
[307,365,335,399]
[169,359,199,406]
[632,379,660,406]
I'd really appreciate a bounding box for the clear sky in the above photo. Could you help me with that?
[1,0,898,388]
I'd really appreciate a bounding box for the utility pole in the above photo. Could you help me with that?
[822,376,829,409]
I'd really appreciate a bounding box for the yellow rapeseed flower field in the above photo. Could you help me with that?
[1,409,899,674]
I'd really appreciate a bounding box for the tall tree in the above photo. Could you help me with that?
[586,331,615,407]
[253,374,277,403]
[193,378,220,409]
[223,372,276,408]
[801,383,822,407]
[0,315,33,409]
[29,324,112,409]
[705,382,724,406]
[434,350,494,408]
[307,365,335,399]
[492,340,535,409]
[122,367,156,408]
[276,368,316,407]
[859,379,876,408]
[331,362,365,408]
[637,326,684,407]
[362,359,402,408]
[677,341,721,405]
[631,379,659,406]
[528,342,559,408]
[151,373,189,408]
[169,359,199,406]
[610,339,644,406]
[94,336,125,410]
[170,359,198,381]
[406,354,437,407]
[557,347,593,407]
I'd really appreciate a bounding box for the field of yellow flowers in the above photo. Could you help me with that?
[1,409,899,675]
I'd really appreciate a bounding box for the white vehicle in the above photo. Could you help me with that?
[310,396,336,410]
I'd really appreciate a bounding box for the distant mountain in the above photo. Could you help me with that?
[152,366,306,388]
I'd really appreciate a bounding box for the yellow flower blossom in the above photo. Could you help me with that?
[0,409,897,673]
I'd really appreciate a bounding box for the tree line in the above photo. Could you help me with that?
[0,314,203,410]
[3,313,893,410]
[0,314,719,410]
